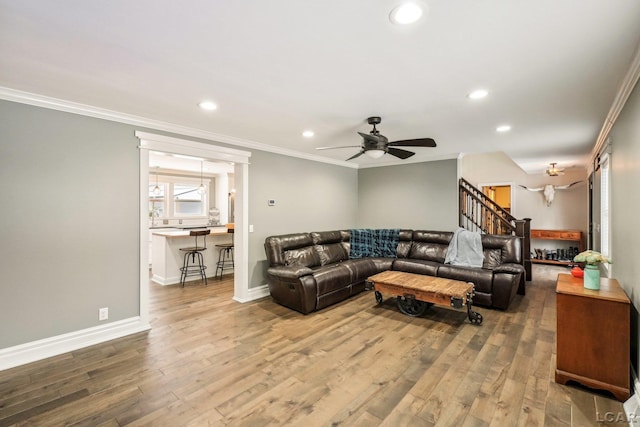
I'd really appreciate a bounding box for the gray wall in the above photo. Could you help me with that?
[0,98,459,350]
[608,79,640,371]
[0,100,140,348]
[357,159,459,230]
[247,150,358,287]
[0,99,362,349]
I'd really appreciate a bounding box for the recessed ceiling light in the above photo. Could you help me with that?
[389,2,425,25]
[198,101,217,111]
[302,130,315,138]
[496,125,512,133]
[468,89,489,100]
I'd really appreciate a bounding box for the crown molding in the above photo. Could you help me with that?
[0,87,358,169]
[590,39,640,172]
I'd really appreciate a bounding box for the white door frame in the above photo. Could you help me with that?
[137,132,252,326]
[478,181,516,217]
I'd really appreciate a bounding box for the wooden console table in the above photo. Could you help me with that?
[531,229,583,265]
[555,273,630,401]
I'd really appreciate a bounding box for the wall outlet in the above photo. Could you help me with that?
[268,199,276,206]
[249,224,254,232]
[99,307,109,321]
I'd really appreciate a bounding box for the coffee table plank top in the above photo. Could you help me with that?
[368,270,473,300]
[367,270,483,324]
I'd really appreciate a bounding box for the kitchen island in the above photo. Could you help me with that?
[151,227,233,285]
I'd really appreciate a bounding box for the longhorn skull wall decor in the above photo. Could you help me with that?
[519,181,581,206]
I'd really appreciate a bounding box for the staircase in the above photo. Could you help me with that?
[459,178,532,281]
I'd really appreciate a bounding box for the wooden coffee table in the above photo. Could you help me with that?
[367,271,483,324]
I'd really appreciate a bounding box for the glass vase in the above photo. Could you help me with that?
[583,264,600,290]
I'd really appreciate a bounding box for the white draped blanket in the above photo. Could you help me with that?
[444,228,484,268]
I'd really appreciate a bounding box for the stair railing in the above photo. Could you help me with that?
[459,178,532,283]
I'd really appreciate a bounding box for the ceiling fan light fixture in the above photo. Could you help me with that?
[389,2,425,25]
[365,149,386,159]
[546,162,564,176]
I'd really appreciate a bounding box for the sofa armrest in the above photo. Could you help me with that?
[267,265,314,279]
[493,263,525,275]
[491,263,525,309]
[266,266,317,314]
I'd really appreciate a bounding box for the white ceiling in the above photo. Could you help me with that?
[2,1,640,173]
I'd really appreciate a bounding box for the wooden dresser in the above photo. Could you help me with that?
[555,273,630,401]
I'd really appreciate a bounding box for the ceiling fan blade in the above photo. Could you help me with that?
[357,131,382,144]
[346,150,365,161]
[387,147,415,159]
[316,145,361,151]
[388,138,436,147]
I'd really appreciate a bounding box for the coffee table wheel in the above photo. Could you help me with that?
[469,311,483,325]
[397,296,427,317]
[375,291,383,304]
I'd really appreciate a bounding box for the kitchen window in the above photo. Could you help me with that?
[148,175,209,220]
[174,184,204,216]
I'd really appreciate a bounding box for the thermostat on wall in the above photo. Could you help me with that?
[268,199,276,206]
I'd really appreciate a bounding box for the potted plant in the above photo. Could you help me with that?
[573,250,611,290]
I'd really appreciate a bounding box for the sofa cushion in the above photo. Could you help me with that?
[409,230,452,263]
[342,258,390,284]
[481,234,522,264]
[310,232,349,266]
[265,233,314,266]
[375,229,400,257]
[312,264,352,295]
[397,229,413,258]
[437,265,493,295]
[349,229,376,258]
[315,243,348,265]
[393,258,440,276]
[409,242,449,263]
[482,248,502,270]
[284,246,321,268]
[311,230,345,245]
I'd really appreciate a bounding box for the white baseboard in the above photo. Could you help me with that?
[624,366,640,426]
[152,273,233,286]
[233,284,270,303]
[0,317,151,371]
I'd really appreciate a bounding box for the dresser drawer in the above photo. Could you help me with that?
[531,229,581,241]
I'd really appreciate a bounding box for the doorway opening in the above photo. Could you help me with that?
[480,182,514,216]
[136,132,251,327]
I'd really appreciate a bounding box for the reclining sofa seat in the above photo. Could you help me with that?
[264,229,524,314]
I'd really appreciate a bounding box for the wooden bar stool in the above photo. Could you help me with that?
[215,224,234,279]
[179,229,211,287]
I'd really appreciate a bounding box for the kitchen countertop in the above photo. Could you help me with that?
[152,227,230,238]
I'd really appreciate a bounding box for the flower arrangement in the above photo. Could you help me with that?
[573,250,611,265]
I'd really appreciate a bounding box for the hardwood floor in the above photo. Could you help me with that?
[0,265,628,426]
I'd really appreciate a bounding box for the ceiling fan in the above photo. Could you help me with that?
[316,116,437,161]
[545,162,565,176]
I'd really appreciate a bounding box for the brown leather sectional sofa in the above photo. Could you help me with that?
[264,229,525,314]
